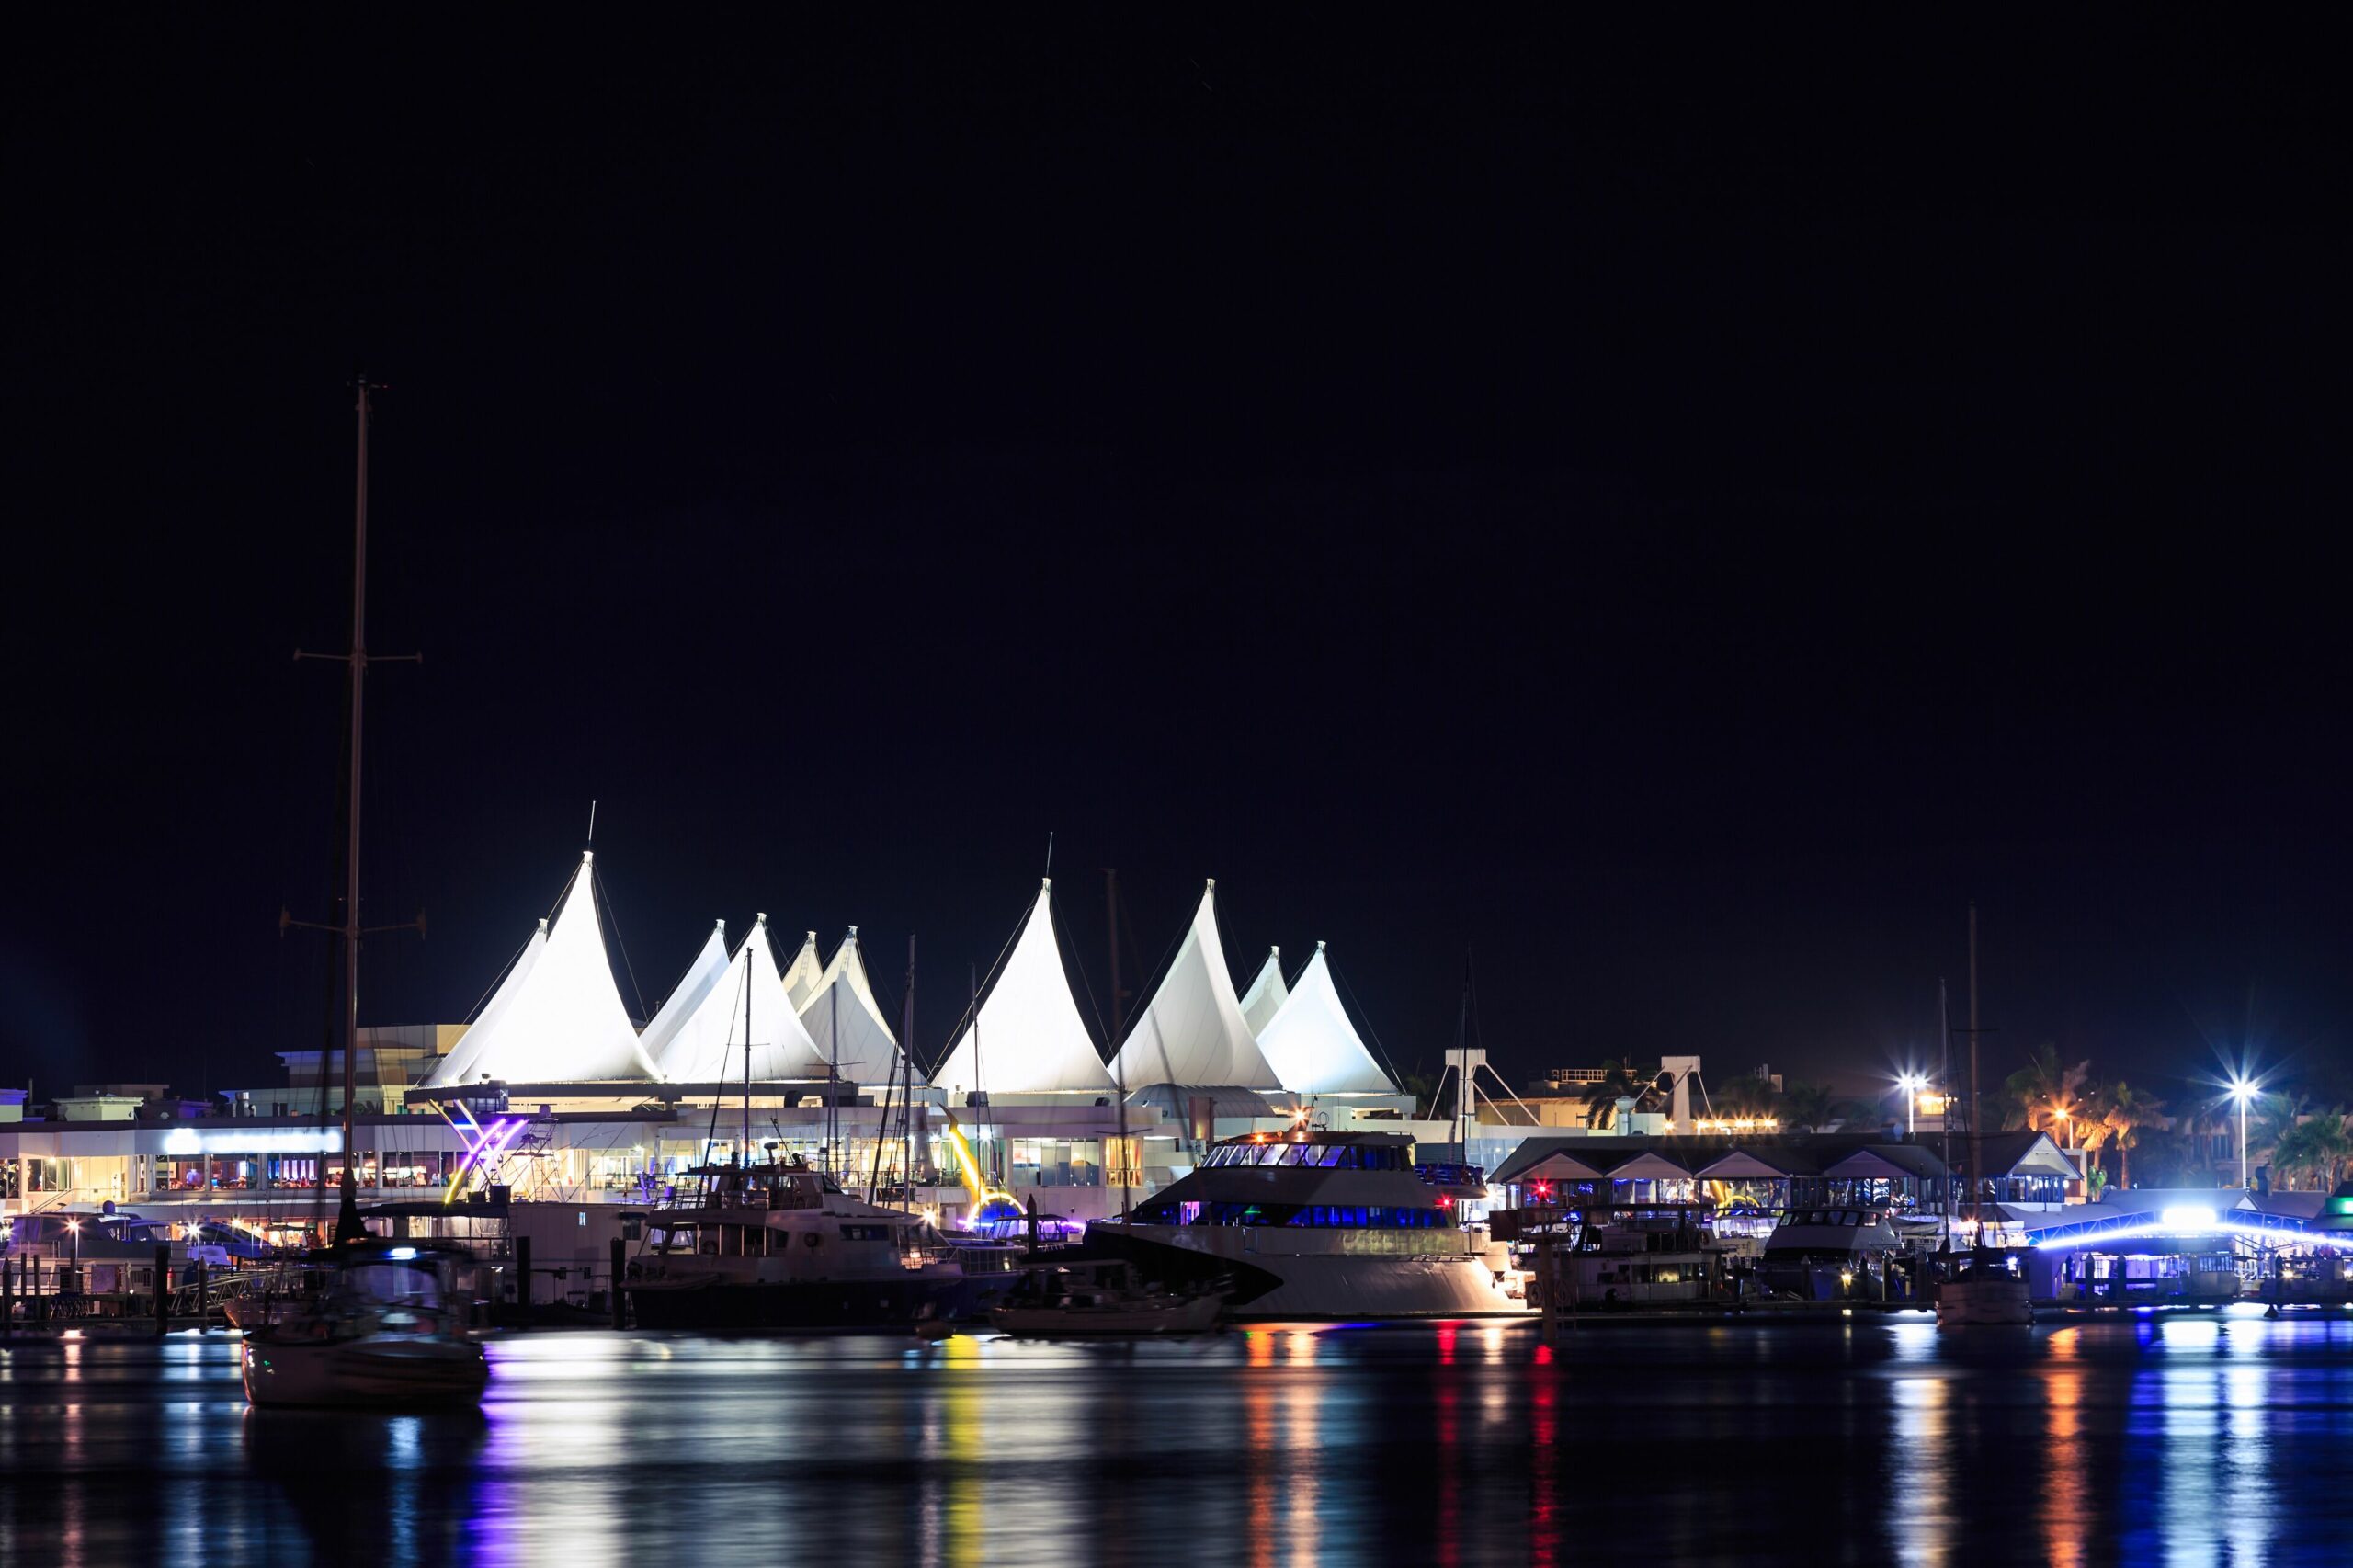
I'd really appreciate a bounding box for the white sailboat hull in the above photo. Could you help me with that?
[242,1333,490,1408]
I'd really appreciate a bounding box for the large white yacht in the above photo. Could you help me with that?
[1086,1130,1519,1318]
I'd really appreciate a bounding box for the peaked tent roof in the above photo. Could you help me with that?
[797,927,903,1085]
[634,920,733,1078]
[425,852,657,1085]
[1112,881,1282,1091]
[1237,947,1290,1037]
[780,930,826,1010]
[1253,943,1396,1096]
[932,881,1113,1095]
[652,915,832,1082]
[428,921,547,1087]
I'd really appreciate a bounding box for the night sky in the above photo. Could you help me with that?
[4,15,2345,1110]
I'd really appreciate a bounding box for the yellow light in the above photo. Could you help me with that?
[1839,1270,1854,1288]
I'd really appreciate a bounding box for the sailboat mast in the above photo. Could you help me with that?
[902,936,917,1212]
[1938,976,1952,1241]
[334,381,372,1244]
[1107,868,1130,1220]
[742,936,753,1163]
[828,940,843,1175]
[1966,903,1982,1241]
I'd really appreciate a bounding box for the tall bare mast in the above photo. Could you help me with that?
[1966,903,1982,1242]
[287,381,418,1244]
[1106,869,1130,1220]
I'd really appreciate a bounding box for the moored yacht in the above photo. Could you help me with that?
[1085,1130,1519,1318]
[624,1159,994,1328]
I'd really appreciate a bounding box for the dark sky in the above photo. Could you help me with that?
[4,14,2346,1111]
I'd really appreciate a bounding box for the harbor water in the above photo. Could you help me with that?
[6,1312,2353,1565]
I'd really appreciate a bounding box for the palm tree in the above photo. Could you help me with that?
[2274,1112,2353,1192]
[2255,1091,2310,1176]
[1779,1080,1854,1132]
[1711,1074,1779,1119]
[1582,1059,1655,1130]
[2100,1081,2165,1189]
[2003,1044,2092,1140]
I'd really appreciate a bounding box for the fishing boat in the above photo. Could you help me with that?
[988,1260,1225,1336]
[239,1239,490,1408]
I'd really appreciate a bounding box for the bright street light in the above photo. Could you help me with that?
[1895,1073,1926,1135]
[2227,1074,2259,1190]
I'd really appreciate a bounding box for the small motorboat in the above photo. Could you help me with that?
[988,1261,1226,1337]
[241,1239,490,1408]
[1936,1247,2033,1327]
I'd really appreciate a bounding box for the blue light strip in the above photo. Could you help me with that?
[2030,1215,2353,1252]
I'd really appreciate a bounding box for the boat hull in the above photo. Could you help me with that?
[242,1335,489,1409]
[990,1293,1225,1336]
[628,1275,974,1330]
[1937,1278,2034,1326]
[1086,1227,1519,1319]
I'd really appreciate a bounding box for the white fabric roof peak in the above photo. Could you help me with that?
[797,926,904,1085]
[779,927,826,1010]
[932,883,1112,1095]
[649,915,831,1082]
[425,855,656,1086]
[1237,946,1290,1038]
[1112,882,1282,1090]
[1255,943,1396,1096]
[634,919,734,1081]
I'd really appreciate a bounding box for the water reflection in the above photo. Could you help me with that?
[8,1319,2353,1565]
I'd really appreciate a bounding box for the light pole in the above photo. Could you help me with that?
[2228,1076,2259,1190]
[1896,1073,1924,1136]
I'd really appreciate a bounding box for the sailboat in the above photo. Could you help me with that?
[1936,902,2034,1328]
[244,381,490,1406]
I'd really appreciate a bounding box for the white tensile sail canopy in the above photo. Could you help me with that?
[653,914,832,1082]
[796,927,903,1085]
[932,880,1113,1095]
[1112,881,1282,1090]
[426,851,658,1085]
[1254,942,1397,1096]
[780,930,826,1010]
[427,920,547,1086]
[635,919,733,1078]
[1237,946,1290,1037]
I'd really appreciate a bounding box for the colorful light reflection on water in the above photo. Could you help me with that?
[7,1315,2353,1564]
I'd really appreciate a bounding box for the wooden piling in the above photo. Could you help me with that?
[154,1244,171,1335]
[609,1237,627,1329]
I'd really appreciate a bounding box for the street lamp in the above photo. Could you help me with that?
[1895,1073,1925,1135]
[2227,1075,2260,1190]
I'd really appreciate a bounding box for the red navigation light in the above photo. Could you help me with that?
[1438,1194,1454,1210]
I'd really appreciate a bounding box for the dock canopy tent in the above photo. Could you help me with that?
[651,914,832,1082]
[426,851,659,1085]
[780,929,826,1010]
[634,919,733,1079]
[1112,881,1283,1091]
[1236,947,1290,1037]
[932,880,1114,1096]
[796,926,903,1085]
[1253,942,1396,1096]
